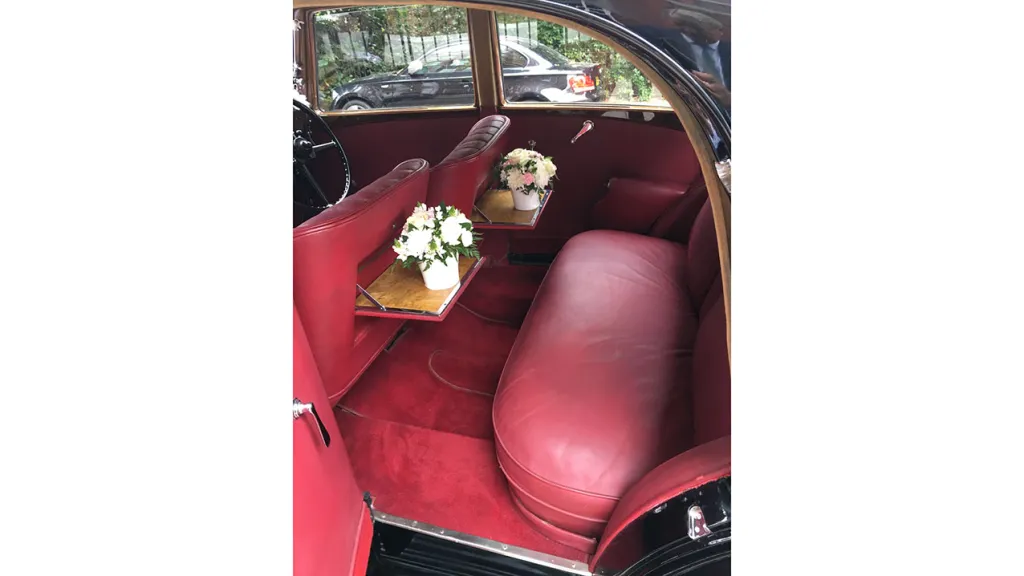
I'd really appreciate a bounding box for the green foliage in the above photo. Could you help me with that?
[311,8,655,106]
[562,39,652,102]
[313,6,469,102]
[316,51,391,104]
[536,20,564,51]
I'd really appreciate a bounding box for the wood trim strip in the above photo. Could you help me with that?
[467,8,500,114]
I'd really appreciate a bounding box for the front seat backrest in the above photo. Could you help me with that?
[426,115,510,214]
[293,158,430,403]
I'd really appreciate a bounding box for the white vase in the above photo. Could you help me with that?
[418,256,460,290]
[512,189,541,211]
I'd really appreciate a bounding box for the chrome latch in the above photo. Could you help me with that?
[570,120,594,144]
[293,398,331,447]
[687,504,712,539]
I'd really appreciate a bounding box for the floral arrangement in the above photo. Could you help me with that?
[498,148,557,198]
[393,203,480,269]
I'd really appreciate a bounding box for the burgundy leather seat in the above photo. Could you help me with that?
[590,177,708,244]
[426,115,510,214]
[294,159,430,404]
[492,200,730,552]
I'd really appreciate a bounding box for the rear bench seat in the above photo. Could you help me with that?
[492,200,730,552]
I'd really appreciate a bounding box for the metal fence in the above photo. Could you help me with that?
[317,14,590,67]
[494,17,588,45]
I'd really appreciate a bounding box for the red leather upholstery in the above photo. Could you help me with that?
[493,200,729,551]
[589,177,708,244]
[589,178,688,234]
[499,111,700,255]
[590,436,731,571]
[294,305,373,576]
[294,159,430,403]
[649,180,709,244]
[426,115,510,214]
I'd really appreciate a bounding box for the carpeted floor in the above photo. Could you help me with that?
[338,303,515,439]
[333,265,591,562]
[336,411,588,562]
[457,264,549,326]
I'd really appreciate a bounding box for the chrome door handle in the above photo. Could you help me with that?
[570,120,594,144]
[293,398,331,447]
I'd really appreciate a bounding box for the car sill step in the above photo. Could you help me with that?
[373,511,592,576]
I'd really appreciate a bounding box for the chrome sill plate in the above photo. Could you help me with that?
[373,510,592,576]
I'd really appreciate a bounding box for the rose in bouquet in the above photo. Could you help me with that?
[497,148,557,198]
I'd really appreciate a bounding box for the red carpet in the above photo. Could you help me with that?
[334,265,586,562]
[428,350,505,396]
[457,265,548,326]
[337,411,590,563]
[338,304,517,439]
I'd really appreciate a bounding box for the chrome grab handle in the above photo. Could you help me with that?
[293,398,331,447]
[570,120,594,144]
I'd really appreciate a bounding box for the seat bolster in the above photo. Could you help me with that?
[293,159,429,402]
[426,115,510,214]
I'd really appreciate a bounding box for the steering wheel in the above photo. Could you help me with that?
[293,98,352,210]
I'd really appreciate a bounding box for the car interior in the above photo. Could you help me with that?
[293,4,731,574]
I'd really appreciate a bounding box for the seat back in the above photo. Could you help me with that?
[426,115,510,214]
[685,201,730,444]
[649,180,709,244]
[294,159,430,403]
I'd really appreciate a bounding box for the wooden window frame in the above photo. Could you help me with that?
[301,4,482,117]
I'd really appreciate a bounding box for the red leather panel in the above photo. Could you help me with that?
[649,181,709,245]
[493,231,697,542]
[692,294,731,444]
[590,178,689,234]
[319,112,479,197]
[589,437,731,572]
[294,306,372,576]
[294,159,429,403]
[684,202,722,313]
[427,115,511,214]
[498,111,701,254]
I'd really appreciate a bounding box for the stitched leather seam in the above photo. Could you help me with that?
[500,461,611,523]
[433,116,510,169]
[493,428,621,502]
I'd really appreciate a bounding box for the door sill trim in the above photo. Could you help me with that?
[372,510,592,575]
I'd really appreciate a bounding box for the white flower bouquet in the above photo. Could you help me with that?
[393,203,481,290]
[497,148,557,211]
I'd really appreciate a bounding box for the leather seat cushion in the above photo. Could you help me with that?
[493,230,698,537]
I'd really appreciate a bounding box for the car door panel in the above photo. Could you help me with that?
[498,109,703,255]
[385,77,425,108]
[294,305,372,576]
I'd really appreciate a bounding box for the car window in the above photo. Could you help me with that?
[420,44,473,74]
[494,12,668,108]
[591,1,731,120]
[521,41,571,67]
[313,5,474,112]
[500,45,529,68]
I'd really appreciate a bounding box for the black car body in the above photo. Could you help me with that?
[329,37,600,110]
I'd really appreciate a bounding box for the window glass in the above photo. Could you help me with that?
[500,45,529,68]
[313,6,473,112]
[494,13,668,107]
